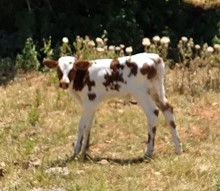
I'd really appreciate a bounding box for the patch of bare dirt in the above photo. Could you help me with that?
[192,104,220,121]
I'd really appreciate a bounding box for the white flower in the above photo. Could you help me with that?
[115,46,121,51]
[84,36,90,42]
[188,38,194,47]
[181,36,188,43]
[142,38,151,46]
[96,37,103,45]
[207,46,214,53]
[88,40,95,47]
[152,36,160,43]
[214,44,220,50]
[177,40,183,49]
[109,45,115,51]
[62,37,69,43]
[96,47,105,52]
[125,46,133,54]
[203,43,208,50]
[120,44,125,49]
[160,36,170,45]
[195,44,201,50]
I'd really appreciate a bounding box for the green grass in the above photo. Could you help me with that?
[0,70,220,191]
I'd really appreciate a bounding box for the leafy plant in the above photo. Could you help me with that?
[60,37,72,57]
[0,57,15,73]
[216,172,220,191]
[41,36,54,59]
[28,107,40,126]
[16,37,40,71]
[142,36,170,60]
[73,35,119,60]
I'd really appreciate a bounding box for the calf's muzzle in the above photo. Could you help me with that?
[59,80,69,89]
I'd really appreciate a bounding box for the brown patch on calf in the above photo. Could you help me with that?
[153,94,174,112]
[57,66,63,81]
[86,76,95,91]
[154,109,159,116]
[147,133,151,144]
[79,135,84,150]
[170,121,176,129]
[86,132,90,151]
[152,126,157,146]
[103,60,125,91]
[71,61,95,91]
[73,70,95,91]
[73,70,88,91]
[147,126,157,146]
[140,63,157,79]
[126,60,138,77]
[110,59,124,71]
[156,58,162,64]
[160,102,174,112]
[88,93,96,101]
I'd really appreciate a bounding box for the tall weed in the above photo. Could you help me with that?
[16,37,40,71]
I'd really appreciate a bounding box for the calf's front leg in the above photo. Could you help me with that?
[73,106,96,159]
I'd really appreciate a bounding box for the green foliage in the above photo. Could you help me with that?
[16,37,40,71]
[28,107,40,126]
[73,36,121,60]
[7,32,220,97]
[213,36,220,44]
[34,89,42,107]
[165,36,220,96]
[216,172,220,191]
[15,11,36,45]
[41,36,54,59]
[142,36,170,60]
[0,0,220,57]
[1,71,220,190]
[22,138,35,155]
[28,89,42,126]
[60,37,72,57]
[0,57,15,73]
[105,6,144,49]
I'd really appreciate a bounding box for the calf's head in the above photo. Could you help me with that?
[43,56,91,89]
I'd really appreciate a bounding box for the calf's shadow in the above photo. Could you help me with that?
[49,154,151,167]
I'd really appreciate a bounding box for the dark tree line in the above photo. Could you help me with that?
[0,0,220,57]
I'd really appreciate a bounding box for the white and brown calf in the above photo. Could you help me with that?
[43,53,182,158]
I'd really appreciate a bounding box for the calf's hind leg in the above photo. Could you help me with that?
[158,101,182,154]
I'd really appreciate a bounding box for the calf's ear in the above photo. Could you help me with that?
[43,59,58,68]
[74,61,90,71]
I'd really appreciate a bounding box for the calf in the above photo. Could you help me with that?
[43,53,182,158]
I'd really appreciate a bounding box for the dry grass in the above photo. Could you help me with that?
[0,70,220,191]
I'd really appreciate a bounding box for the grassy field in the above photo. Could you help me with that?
[1,0,220,189]
[0,68,220,191]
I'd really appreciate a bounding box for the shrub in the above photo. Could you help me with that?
[0,57,15,73]
[41,36,54,59]
[73,35,124,60]
[16,37,40,71]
